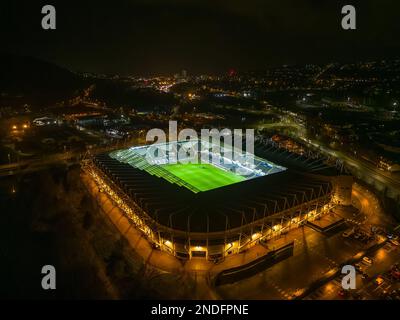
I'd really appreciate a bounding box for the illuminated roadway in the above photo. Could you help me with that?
[253,113,400,197]
[302,138,400,193]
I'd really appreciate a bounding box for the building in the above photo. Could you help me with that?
[83,140,351,260]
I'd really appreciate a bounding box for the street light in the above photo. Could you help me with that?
[272,224,281,232]
[251,233,261,240]
[164,240,173,248]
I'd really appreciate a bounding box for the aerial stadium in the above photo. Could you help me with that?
[83,138,353,260]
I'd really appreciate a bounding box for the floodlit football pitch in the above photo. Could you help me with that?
[161,163,245,192]
[109,140,287,193]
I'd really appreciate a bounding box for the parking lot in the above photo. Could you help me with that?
[305,238,400,300]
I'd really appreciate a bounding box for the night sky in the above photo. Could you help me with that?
[1,0,399,75]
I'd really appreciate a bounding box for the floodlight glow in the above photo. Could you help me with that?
[109,139,286,193]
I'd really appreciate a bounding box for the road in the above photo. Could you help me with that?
[247,107,400,197]
[0,152,80,177]
[259,117,400,195]
[304,182,398,300]
[304,138,400,193]
[0,136,145,177]
[216,217,369,300]
[216,177,394,300]
[352,183,395,228]
[308,241,400,300]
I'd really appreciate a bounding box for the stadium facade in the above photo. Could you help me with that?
[83,139,352,260]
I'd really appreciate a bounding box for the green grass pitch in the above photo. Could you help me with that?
[161,163,245,192]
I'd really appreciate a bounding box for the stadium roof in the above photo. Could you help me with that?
[255,142,342,176]
[93,152,333,234]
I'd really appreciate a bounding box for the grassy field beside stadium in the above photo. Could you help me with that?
[162,163,245,192]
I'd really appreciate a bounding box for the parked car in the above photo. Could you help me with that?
[375,276,384,285]
[343,228,355,238]
[363,256,373,265]
[390,239,400,246]
[338,289,346,297]
[354,233,362,239]
[391,270,400,280]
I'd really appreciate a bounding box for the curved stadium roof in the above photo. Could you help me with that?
[93,151,334,235]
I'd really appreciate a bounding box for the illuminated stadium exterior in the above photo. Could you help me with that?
[83,139,352,260]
